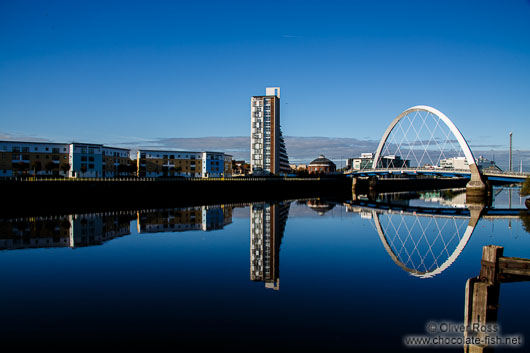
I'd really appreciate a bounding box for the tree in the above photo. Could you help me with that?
[13,161,29,176]
[521,177,530,197]
[32,161,42,175]
[520,212,530,234]
[61,163,71,177]
[45,161,56,174]
[117,163,128,176]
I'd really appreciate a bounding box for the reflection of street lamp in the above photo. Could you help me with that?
[509,132,513,172]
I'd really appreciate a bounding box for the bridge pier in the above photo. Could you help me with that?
[466,165,491,203]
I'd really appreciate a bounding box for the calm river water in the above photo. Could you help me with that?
[0,187,528,351]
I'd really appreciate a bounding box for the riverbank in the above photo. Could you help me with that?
[0,177,353,217]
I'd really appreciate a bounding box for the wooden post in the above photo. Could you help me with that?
[479,245,503,285]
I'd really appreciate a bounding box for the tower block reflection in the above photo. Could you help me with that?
[250,203,290,290]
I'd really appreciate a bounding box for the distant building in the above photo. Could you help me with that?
[475,156,502,172]
[308,155,336,174]
[440,156,470,170]
[289,164,307,173]
[380,155,410,169]
[233,160,250,176]
[250,87,290,175]
[223,154,233,177]
[347,153,374,171]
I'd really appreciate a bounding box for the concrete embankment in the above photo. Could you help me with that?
[0,177,352,217]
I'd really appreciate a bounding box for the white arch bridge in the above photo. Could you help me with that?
[346,105,529,184]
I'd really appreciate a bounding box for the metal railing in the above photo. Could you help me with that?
[0,176,325,182]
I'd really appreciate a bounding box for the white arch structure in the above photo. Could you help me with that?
[372,105,482,181]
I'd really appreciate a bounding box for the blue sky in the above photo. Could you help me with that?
[1,0,530,164]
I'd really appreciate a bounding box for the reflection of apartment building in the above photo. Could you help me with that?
[137,206,233,234]
[137,150,233,178]
[0,212,135,250]
[0,140,133,178]
[250,87,290,175]
[69,213,133,247]
[202,206,233,231]
[250,203,290,290]
[0,218,71,249]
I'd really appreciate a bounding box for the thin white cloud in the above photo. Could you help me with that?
[0,132,51,142]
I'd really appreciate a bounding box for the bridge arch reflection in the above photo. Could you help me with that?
[372,207,481,278]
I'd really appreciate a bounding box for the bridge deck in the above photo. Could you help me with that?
[347,168,529,183]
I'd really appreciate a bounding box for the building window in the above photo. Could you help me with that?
[88,164,94,169]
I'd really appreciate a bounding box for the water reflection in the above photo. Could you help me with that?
[0,206,234,251]
[250,202,290,290]
[0,212,135,250]
[305,199,335,215]
[344,188,529,278]
[0,188,528,285]
[137,206,233,233]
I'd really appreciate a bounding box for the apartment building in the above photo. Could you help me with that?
[0,141,70,177]
[0,140,133,178]
[137,149,232,178]
[250,87,290,175]
[102,146,132,178]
